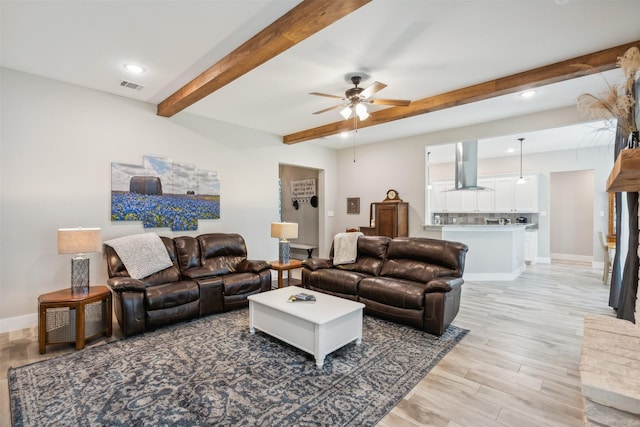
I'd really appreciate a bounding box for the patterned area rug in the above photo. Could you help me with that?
[10,309,468,426]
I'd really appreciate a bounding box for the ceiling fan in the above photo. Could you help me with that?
[310,75,411,120]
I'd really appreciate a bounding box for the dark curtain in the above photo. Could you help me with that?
[609,125,625,309]
[618,192,638,322]
[609,193,622,309]
[608,82,639,322]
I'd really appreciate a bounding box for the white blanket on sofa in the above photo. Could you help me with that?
[104,232,173,279]
[333,232,363,266]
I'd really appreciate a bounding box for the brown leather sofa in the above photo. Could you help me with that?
[105,233,271,337]
[302,236,468,336]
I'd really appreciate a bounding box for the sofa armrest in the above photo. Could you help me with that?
[107,277,146,292]
[424,277,463,293]
[182,267,216,280]
[303,258,333,271]
[237,259,271,274]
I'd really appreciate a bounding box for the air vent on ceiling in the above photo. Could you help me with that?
[120,80,144,90]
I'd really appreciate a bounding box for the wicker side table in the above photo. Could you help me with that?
[38,286,112,354]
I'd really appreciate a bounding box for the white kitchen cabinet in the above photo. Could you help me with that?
[461,189,477,211]
[431,181,461,212]
[494,177,515,211]
[494,175,538,212]
[456,178,495,212]
[430,182,447,212]
[431,175,535,213]
[444,182,462,211]
[476,179,495,212]
[525,230,538,264]
[514,176,538,212]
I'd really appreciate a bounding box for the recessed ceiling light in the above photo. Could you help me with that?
[340,132,349,138]
[124,64,145,74]
[507,148,515,153]
[520,90,537,98]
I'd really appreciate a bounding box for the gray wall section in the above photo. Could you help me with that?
[550,170,595,259]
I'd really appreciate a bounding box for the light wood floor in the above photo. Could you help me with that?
[0,263,613,427]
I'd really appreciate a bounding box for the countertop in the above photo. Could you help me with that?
[423,224,537,231]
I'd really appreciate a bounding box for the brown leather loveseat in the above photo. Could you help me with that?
[105,233,271,337]
[302,236,468,336]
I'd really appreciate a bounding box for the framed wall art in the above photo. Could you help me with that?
[111,155,220,231]
[347,197,360,214]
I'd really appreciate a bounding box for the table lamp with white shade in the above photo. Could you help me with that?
[57,227,102,295]
[271,222,298,264]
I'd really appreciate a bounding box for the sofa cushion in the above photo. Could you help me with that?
[174,236,201,271]
[380,259,442,284]
[145,280,199,310]
[380,237,466,282]
[222,273,261,296]
[198,233,247,275]
[142,265,182,286]
[335,236,391,276]
[359,277,425,310]
[308,269,365,296]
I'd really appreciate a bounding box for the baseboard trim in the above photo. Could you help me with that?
[550,253,593,263]
[463,264,526,281]
[537,257,551,264]
[0,312,37,334]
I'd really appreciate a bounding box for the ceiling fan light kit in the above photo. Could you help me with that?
[355,103,369,120]
[311,74,410,122]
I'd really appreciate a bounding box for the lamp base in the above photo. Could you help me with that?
[71,256,90,295]
[279,240,291,264]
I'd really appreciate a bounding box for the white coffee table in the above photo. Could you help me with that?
[247,286,364,368]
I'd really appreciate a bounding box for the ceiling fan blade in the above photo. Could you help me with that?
[369,98,411,106]
[360,81,387,99]
[310,92,344,100]
[312,104,345,115]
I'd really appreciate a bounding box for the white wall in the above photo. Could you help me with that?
[0,68,338,331]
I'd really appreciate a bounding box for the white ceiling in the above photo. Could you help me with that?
[1,0,638,154]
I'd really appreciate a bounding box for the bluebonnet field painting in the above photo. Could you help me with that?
[111,156,220,231]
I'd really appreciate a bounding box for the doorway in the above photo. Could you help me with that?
[279,164,320,260]
[549,170,595,264]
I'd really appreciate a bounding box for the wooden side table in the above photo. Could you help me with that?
[270,259,304,288]
[38,286,112,354]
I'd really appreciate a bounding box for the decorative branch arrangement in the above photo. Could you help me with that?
[577,47,640,138]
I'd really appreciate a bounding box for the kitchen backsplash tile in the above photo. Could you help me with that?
[433,212,538,227]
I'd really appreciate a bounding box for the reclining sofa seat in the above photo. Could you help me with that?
[302,236,468,336]
[174,233,271,312]
[105,233,270,337]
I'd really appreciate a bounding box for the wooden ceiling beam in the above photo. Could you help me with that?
[283,40,640,145]
[157,0,371,117]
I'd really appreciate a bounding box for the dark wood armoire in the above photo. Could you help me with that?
[371,201,408,238]
[360,191,409,238]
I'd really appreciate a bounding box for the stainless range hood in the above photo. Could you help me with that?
[452,140,491,191]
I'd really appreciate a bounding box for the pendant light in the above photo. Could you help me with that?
[427,151,432,189]
[517,137,526,184]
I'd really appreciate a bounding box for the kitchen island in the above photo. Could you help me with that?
[423,224,527,281]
